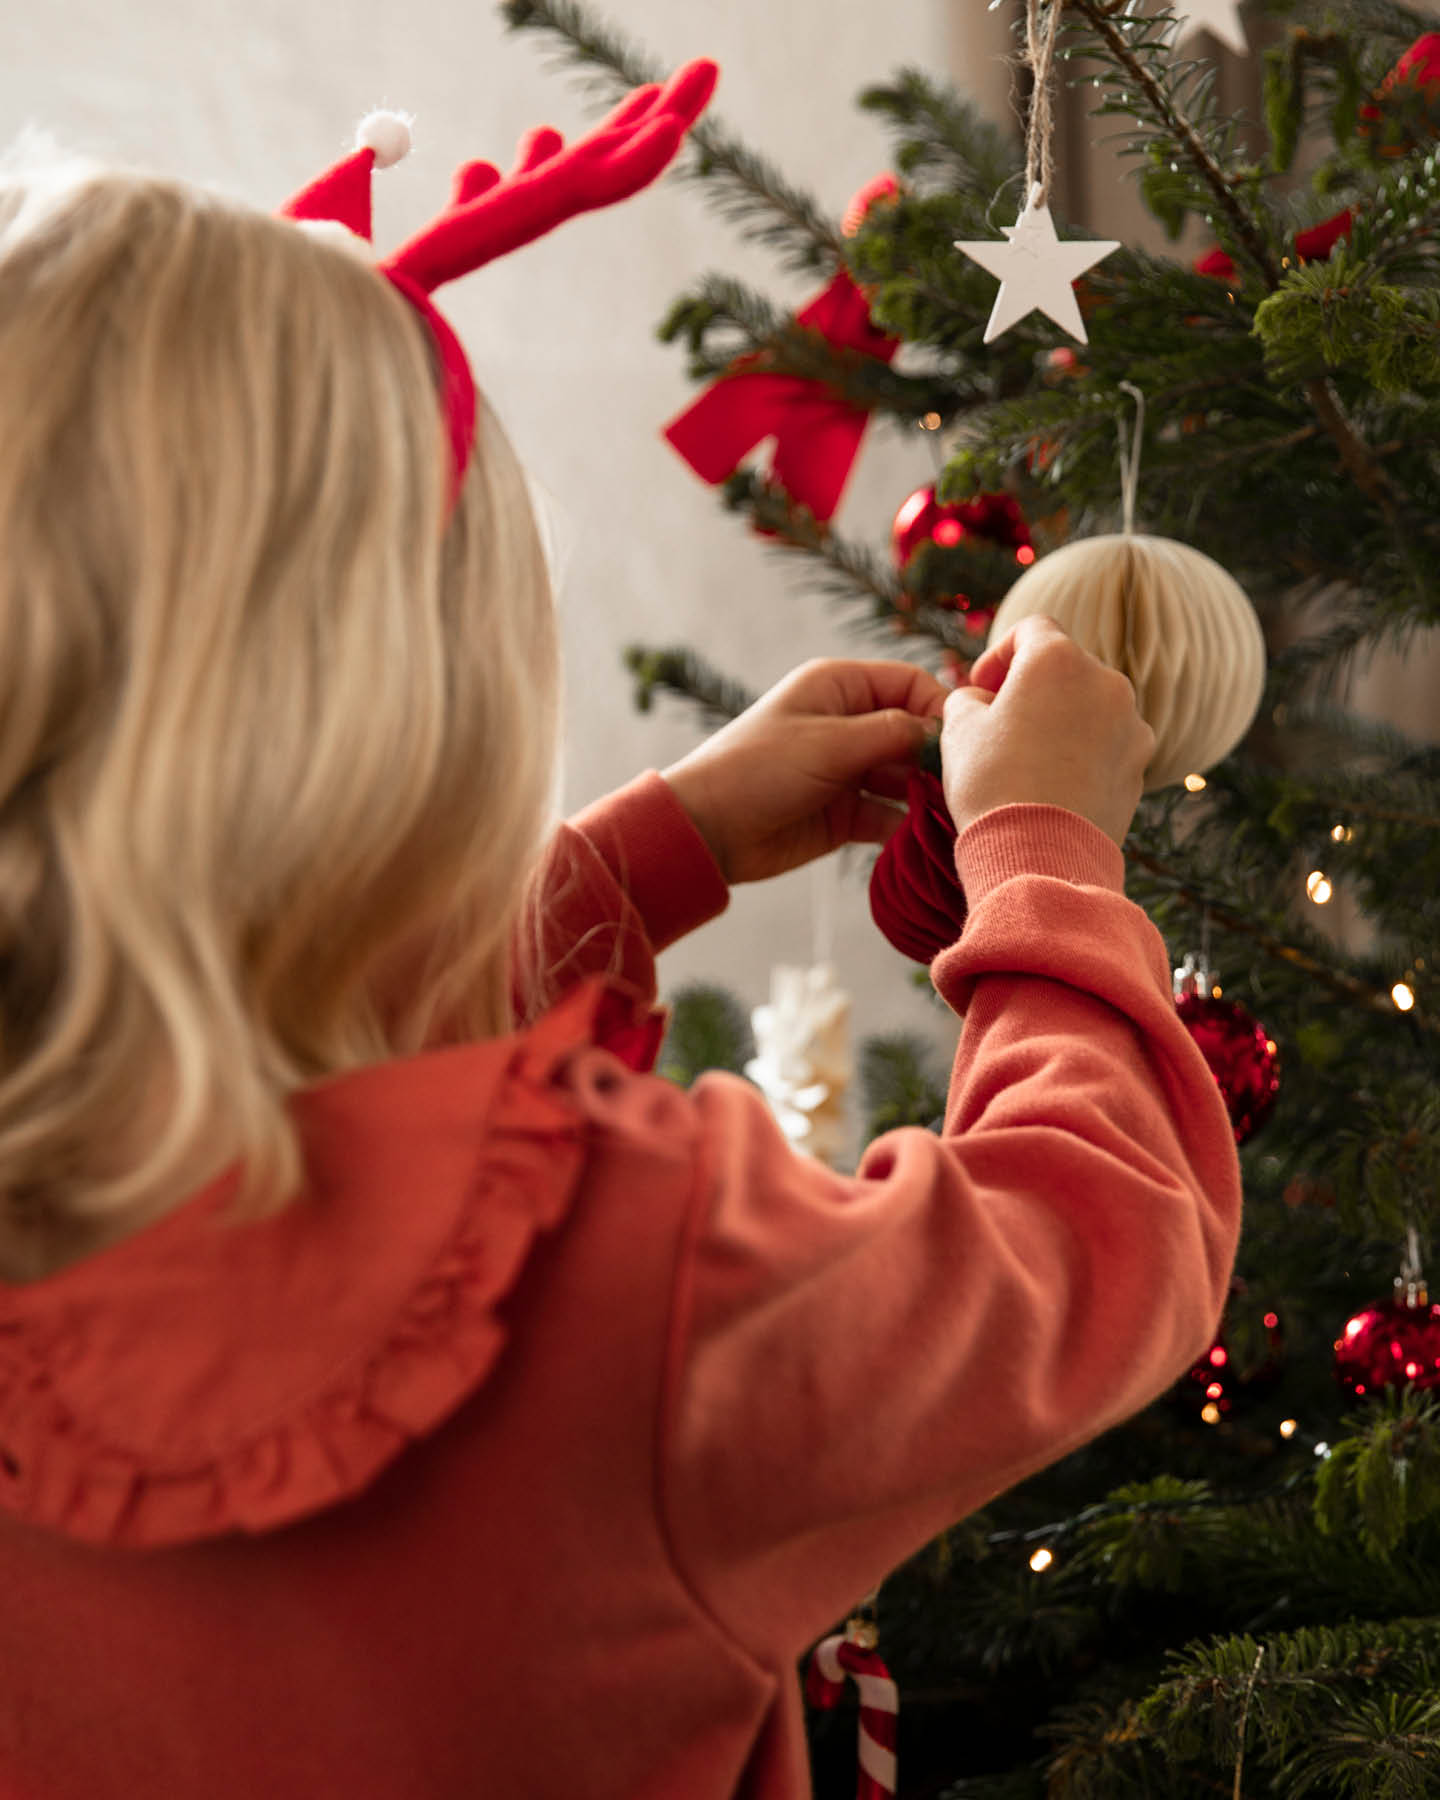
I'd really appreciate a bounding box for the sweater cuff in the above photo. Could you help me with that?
[569,771,730,954]
[954,804,1126,907]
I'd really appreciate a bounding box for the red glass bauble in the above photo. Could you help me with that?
[1174,989,1280,1146]
[890,486,1032,628]
[1334,1292,1440,1398]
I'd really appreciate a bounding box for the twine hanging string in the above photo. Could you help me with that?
[1023,0,1066,209]
[1117,381,1146,536]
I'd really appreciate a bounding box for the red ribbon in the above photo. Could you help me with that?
[1194,209,1353,285]
[663,181,902,522]
[1195,31,1440,282]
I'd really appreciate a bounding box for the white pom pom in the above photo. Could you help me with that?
[355,111,412,170]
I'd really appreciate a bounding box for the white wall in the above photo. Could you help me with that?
[5,0,974,1064]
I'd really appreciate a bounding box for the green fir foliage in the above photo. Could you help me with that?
[1315,1391,1440,1557]
[504,0,1440,1791]
[859,1034,948,1137]
[656,984,755,1087]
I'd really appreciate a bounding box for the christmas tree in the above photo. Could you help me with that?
[506,2,1440,1793]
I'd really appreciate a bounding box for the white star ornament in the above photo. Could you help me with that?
[955,188,1120,346]
[1171,0,1248,57]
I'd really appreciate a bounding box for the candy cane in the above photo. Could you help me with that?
[805,1631,899,1799]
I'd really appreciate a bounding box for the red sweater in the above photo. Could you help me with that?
[0,775,1241,1800]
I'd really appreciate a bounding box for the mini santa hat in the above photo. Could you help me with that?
[279,61,717,502]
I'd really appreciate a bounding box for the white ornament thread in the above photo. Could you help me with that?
[1117,381,1146,536]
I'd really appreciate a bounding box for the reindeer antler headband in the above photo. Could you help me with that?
[279,60,718,502]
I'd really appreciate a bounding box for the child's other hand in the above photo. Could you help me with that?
[662,659,948,884]
[941,614,1154,847]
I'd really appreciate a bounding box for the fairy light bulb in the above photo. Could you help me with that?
[1330,823,1353,843]
[1184,773,1207,792]
[1201,1402,1222,1425]
[1305,870,1333,905]
[1028,1546,1054,1573]
[1393,982,1416,1012]
[1279,1419,1298,1438]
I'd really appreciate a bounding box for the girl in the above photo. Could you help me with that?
[0,68,1240,1800]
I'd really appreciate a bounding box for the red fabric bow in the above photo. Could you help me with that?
[1194,208,1353,285]
[868,771,967,964]
[1359,31,1440,139]
[663,178,901,522]
[1196,32,1440,282]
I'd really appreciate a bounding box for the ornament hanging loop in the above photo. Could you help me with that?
[1022,0,1065,208]
[1398,1225,1428,1308]
[1117,381,1146,537]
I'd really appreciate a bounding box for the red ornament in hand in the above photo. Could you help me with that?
[1334,1287,1440,1398]
[869,770,967,964]
[1173,956,1280,1146]
[890,486,1033,633]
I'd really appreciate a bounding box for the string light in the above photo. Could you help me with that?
[1028,1546,1054,1573]
[1183,773,1207,793]
[1015,545,1036,565]
[919,411,942,431]
[1279,1418,1298,1438]
[1201,1402,1222,1425]
[1305,870,1333,905]
[1330,823,1353,843]
[1393,982,1416,1012]
[1314,1441,1331,1459]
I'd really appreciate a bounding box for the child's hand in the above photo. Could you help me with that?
[662,659,948,885]
[941,614,1154,847]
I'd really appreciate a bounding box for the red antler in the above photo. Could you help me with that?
[381,58,717,294]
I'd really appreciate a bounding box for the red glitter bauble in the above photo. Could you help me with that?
[890,485,1032,629]
[1173,1279,1285,1419]
[1173,979,1280,1147]
[1334,1293,1440,1398]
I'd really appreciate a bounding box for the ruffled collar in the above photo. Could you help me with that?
[0,976,662,1547]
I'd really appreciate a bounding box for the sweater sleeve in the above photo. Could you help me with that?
[658,803,1243,1661]
[513,772,730,1019]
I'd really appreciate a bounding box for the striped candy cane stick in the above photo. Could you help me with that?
[805,1629,899,1799]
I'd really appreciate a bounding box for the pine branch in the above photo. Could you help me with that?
[500,0,844,275]
[1124,845,1438,1037]
[722,470,980,658]
[1067,0,1279,284]
[623,644,755,726]
[858,67,1020,201]
[1066,0,1400,521]
[657,983,755,1085]
[657,272,958,422]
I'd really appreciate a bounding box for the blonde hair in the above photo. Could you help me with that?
[0,155,558,1273]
